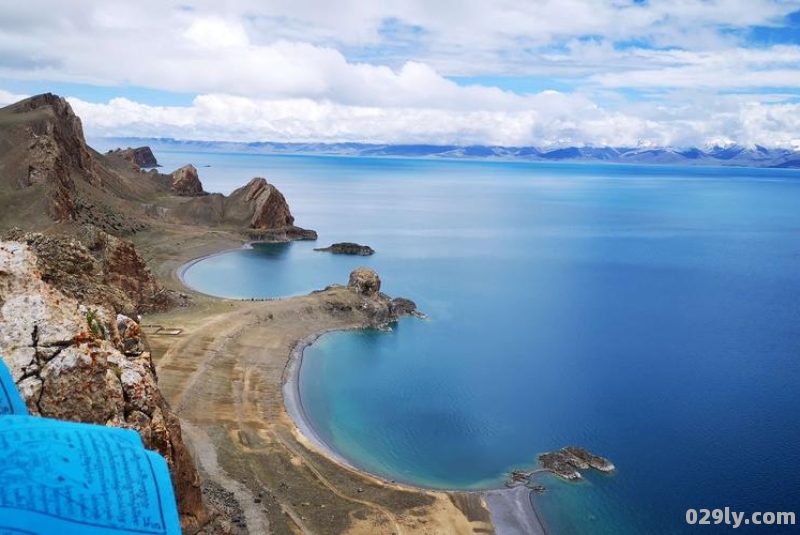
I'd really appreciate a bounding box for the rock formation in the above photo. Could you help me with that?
[106,146,160,168]
[5,227,171,315]
[170,177,317,240]
[314,242,375,256]
[348,267,381,296]
[0,240,205,529]
[538,447,615,481]
[229,177,295,229]
[323,268,423,327]
[170,164,205,197]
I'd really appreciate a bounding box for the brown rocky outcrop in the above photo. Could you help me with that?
[347,267,381,296]
[229,177,294,229]
[170,176,317,240]
[1,93,100,220]
[5,227,171,315]
[106,146,159,168]
[318,269,422,328]
[0,240,206,529]
[314,242,375,256]
[170,164,205,196]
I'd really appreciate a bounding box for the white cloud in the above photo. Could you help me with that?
[2,0,800,147]
[67,91,800,149]
[0,89,29,106]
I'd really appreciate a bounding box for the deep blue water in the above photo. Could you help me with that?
[176,151,800,534]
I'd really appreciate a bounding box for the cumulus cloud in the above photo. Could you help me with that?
[2,0,800,147]
[68,91,800,149]
[0,89,29,106]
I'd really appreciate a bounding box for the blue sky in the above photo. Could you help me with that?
[1,0,800,148]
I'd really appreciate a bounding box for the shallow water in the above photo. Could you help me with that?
[177,152,800,534]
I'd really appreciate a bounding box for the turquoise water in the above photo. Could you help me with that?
[177,152,800,534]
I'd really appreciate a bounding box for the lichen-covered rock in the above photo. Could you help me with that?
[0,240,206,529]
[170,164,205,196]
[348,267,381,296]
[117,313,145,355]
[5,227,171,315]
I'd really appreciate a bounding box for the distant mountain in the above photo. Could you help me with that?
[96,137,800,169]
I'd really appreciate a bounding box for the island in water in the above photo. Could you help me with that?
[314,242,376,256]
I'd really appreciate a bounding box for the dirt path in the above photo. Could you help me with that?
[182,421,272,535]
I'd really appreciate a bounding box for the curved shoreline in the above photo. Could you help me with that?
[282,328,548,535]
[281,329,380,483]
[175,243,250,294]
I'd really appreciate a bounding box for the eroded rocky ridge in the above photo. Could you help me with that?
[1,94,317,242]
[0,240,205,529]
[5,227,171,315]
[170,177,317,240]
[106,146,160,168]
[0,93,99,220]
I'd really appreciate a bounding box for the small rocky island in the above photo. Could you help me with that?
[507,446,615,491]
[539,446,615,480]
[314,242,375,256]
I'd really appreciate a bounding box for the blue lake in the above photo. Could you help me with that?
[175,151,800,534]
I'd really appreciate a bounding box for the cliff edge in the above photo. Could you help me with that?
[0,240,206,530]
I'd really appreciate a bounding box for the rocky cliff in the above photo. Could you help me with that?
[170,177,317,240]
[0,93,99,220]
[106,146,160,168]
[0,240,205,529]
[5,227,171,315]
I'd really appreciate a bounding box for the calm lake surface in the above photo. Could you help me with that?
[171,150,800,534]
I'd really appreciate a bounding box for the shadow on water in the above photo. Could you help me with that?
[250,241,292,258]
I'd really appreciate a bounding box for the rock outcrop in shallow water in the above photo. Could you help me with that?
[538,447,615,481]
[315,242,375,256]
[0,240,206,530]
